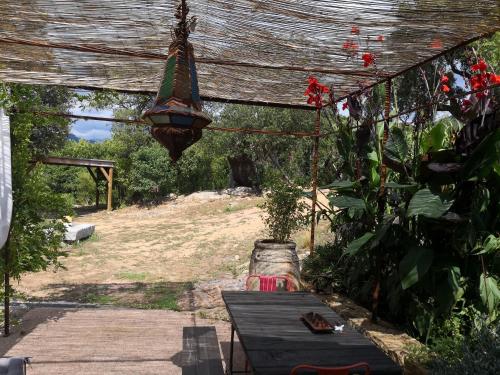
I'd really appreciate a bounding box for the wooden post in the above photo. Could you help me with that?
[98,167,113,211]
[309,109,321,255]
[107,167,113,211]
[372,79,392,323]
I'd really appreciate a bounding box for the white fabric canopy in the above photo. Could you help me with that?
[0,108,12,249]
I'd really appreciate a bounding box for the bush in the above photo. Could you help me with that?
[259,180,308,243]
[408,317,500,374]
[128,143,176,202]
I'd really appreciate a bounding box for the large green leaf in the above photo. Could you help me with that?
[385,127,409,162]
[345,232,375,256]
[385,182,418,190]
[462,129,500,179]
[423,122,447,152]
[320,180,356,191]
[436,267,464,313]
[480,274,500,314]
[399,246,434,289]
[474,235,500,255]
[407,189,453,218]
[329,195,366,210]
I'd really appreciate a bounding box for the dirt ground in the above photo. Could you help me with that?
[16,193,332,309]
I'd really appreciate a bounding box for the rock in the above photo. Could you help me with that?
[184,191,229,201]
[64,223,95,243]
[178,277,245,312]
[222,186,258,197]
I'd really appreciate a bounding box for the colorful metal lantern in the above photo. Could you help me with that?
[143,0,211,161]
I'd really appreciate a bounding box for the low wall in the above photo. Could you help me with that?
[321,293,427,374]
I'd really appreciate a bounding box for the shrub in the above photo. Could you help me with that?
[407,312,500,374]
[259,180,308,243]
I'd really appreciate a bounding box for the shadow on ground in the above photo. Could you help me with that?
[22,281,195,310]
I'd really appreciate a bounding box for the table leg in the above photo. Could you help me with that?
[229,324,235,375]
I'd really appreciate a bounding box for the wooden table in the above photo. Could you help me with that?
[222,291,402,375]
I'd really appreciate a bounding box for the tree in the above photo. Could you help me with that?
[0,84,73,334]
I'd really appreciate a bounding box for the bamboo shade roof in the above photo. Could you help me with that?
[0,1,499,108]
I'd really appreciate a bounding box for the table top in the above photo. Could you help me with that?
[222,291,402,375]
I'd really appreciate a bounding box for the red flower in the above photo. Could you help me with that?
[441,84,450,93]
[471,59,487,72]
[440,75,449,84]
[304,75,330,109]
[308,76,318,85]
[361,53,375,67]
[430,38,443,49]
[376,35,384,42]
[490,74,500,84]
[351,26,360,35]
[470,75,483,90]
[342,40,359,52]
[342,101,348,110]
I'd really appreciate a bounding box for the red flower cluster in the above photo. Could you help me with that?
[376,35,384,42]
[468,59,500,99]
[342,40,359,51]
[342,101,348,111]
[361,53,375,67]
[440,74,450,93]
[471,59,487,72]
[351,26,360,35]
[304,76,329,108]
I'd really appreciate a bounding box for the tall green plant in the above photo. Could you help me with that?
[260,180,307,243]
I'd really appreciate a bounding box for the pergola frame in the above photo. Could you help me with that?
[1,0,499,336]
[38,157,115,211]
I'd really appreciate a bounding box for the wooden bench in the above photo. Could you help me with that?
[182,326,224,375]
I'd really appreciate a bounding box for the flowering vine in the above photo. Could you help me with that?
[440,57,500,116]
[341,25,382,68]
[304,76,330,109]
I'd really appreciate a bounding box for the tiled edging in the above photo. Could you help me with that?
[321,293,427,375]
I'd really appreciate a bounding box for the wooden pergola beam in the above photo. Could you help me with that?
[39,156,114,169]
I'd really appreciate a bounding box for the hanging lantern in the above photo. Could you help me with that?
[143,0,211,161]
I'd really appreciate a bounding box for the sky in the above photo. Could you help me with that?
[70,106,113,142]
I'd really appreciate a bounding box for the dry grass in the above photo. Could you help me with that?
[17,194,330,309]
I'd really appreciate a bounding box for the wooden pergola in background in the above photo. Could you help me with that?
[39,157,115,211]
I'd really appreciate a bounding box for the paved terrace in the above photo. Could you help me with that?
[0,308,245,374]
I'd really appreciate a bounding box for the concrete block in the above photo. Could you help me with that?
[64,223,95,242]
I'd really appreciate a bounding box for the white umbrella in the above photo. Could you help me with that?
[0,108,12,249]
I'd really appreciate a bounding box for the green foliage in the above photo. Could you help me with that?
[399,247,434,290]
[409,316,500,374]
[406,189,453,218]
[303,40,500,345]
[259,180,308,243]
[128,143,175,202]
[345,232,374,256]
[1,85,73,282]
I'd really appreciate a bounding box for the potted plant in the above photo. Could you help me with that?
[248,180,308,291]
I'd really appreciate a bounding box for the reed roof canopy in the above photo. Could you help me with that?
[0,0,499,108]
